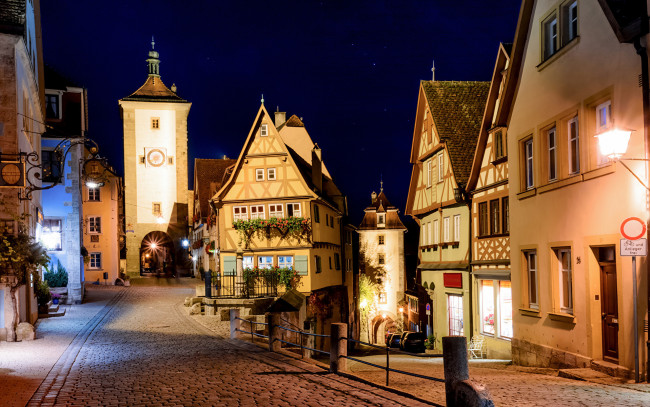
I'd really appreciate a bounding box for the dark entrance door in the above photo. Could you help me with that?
[600,262,619,362]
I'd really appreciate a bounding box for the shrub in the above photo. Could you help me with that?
[35,279,51,306]
[44,259,68,287]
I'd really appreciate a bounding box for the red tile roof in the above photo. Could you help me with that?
[193,158,237,218]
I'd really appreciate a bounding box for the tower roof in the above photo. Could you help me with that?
[121,38,188,103]
[358,190,406,230]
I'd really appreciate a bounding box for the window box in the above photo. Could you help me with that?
[547,312,576,324]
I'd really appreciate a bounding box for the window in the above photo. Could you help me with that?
[443,217,450,242]
[568,117,579,174]
[42,218,62,251]
[525,138,534,189]
[278,255,293,269]
[255,168,265,181]
[478,202,488,236]
[378,292,387,304]
[325,214,329,227]
[480,279,513,338]
[152,203,161,216]
[88,186,100,202]
[346,258,352,272]
[45,94,59,119]
[453,214,461,242]
[287,203,301,217]
[378,254,385,265]
[596,100,611,165]
[334,253,341,270]
[267,168,276,180]
[556,248,573,314]
[168,156,174,165]
[269,204,283,218]
[233,206,248,221]
[543,14,558,60]
[433,219,439,244]
[525,251,538,310]
[438,154,444,182]
[377,213,385,226]
[448,294,464,336]
[314,205,320,223]
[250,205,265,219]
[378,235,385,245]
[258,256,273,269]
[494,130,505,159]
[151,117,160,129]
[88,216,101,234]
[243,256,254,269]
[502,197,509,234]
[89,252,102,269]
[260,124,268,136]
[329,257,332,269]
[315,255,322,273]
[425,159,432,188]
[489,200,500,235]
[547,127,557,181]
[41,150,62,183]
[562,1,578,43]
[409,296,419,313]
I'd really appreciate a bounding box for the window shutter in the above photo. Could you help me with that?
[223,256,236,276]
[295,255,308,275]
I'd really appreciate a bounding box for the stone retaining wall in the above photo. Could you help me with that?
[511,338,591,369]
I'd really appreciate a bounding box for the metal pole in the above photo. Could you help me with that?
[634,255,640,383]
[250,320,254,343]
[386,346,390,386]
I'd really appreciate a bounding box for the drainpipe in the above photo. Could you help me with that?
[633,37,650,382]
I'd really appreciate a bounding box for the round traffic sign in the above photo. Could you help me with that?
[426,303,430,311]
[621,217,647,240]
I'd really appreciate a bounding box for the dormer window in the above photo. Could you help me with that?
[377,213,385,227]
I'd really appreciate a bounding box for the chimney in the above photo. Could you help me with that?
[311,144,322,193]
[371,191,377,203]
[275,107,286,127]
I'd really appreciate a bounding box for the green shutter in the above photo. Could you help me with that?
[223,256,236,276]
[295,255,308,275]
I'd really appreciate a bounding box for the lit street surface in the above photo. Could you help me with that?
[1,282,429,407]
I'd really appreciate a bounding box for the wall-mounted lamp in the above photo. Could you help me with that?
[596,129,632,160]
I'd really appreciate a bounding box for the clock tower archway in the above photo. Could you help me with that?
[119,39,191,279]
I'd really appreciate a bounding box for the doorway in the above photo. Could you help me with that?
[598,246,618,363]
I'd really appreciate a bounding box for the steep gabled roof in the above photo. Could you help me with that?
[121,76,187,103]
[358,191,406,230]
[193,158,237,218]
[421,80,490,186]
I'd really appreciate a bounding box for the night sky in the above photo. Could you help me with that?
[40,1,522,225]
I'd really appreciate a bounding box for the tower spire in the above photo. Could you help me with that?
[380,174,384,192]
[147,36,160,78]
[431,60,435,81]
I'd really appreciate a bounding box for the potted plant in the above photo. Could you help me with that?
[425,334,438,353]
[35,279,51,314]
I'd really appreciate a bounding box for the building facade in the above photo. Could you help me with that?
[119,41,191,278]
[406,80,489,343]
[508,0,649,376]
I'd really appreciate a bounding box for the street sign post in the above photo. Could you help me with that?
[620,217,647,383]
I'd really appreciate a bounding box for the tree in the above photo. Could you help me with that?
[0,226,49,341]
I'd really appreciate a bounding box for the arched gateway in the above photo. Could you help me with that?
[140,231,175,276]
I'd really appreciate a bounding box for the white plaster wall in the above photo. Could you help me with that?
[134,108,177,223]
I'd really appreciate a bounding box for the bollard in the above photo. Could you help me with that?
[330,323,348,373]
[303,321,314,359]
[230,309,240,340]
[204,271,212,299]
[268,313,282,352]
[443,336,470,407]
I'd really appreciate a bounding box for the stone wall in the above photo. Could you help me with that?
[511,337,591,369]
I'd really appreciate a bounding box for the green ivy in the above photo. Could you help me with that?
[243,266,302,290]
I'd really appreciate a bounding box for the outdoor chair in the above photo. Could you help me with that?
[468,335,486,359]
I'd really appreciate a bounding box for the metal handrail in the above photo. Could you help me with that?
[235,328,268,339]
[235,316,268,326]
[272,337,330,356]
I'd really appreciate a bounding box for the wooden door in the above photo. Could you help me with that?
[600,263,619,362]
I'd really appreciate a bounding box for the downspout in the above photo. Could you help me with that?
[633,36,650,382]
[465,188,473,339]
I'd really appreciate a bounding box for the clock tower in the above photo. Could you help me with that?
[119,39,191,278]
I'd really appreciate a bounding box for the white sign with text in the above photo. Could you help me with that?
[621,238,647,256]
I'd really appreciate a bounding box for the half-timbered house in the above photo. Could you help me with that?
[406,79,489,342]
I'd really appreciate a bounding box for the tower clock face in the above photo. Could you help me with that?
[146,148,166,167]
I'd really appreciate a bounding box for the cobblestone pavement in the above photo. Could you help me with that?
[26,283,432,407]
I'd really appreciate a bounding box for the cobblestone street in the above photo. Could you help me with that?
[9,282,430,407]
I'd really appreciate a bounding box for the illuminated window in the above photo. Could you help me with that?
[89,252,102,269]
[267,168,276,180]
[479,279,512,338]
[250,205,265,220]
[378,292,387,304]
[255,168,264,181]
[88,216,101,234]
[42,218,62,251]
[278,256,293,269]
[525,251,538,310]
[448,294,464,336]
[377,213,385,227]
[151,117,160,129]
[269,204,283,218]
[287,203,301,217]
[233,206,248,221]
[258,256,273,269]
[88,187,100,202]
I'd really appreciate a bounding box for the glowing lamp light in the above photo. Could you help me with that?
[596,129,632,160]
[181,239,190,248]
[85,181,99,189]
[42,233,59,250]
[360,299,368,309]
[381,313,387,319]
[192,256,198,262]
[145,254,150,258]
[399,307,404,313]
[156,216,165,224]
[150,242,157,249]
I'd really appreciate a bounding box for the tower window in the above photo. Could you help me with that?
[168,156,174,165]
[151,118,160,129]
[139,156,145,164]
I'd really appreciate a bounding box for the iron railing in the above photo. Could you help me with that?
[211,274,279,299]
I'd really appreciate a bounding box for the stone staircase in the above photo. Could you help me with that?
[559,359,632,383]
[38,300,66,318]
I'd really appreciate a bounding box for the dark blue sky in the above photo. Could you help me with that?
[40,1,522,224]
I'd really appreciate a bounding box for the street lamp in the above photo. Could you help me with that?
[596,129,632,160]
